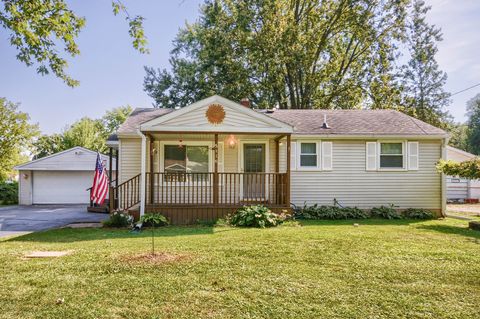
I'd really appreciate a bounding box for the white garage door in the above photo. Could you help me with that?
[33,171,94,204]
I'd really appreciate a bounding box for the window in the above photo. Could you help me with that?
[300,143,317,167]
[379,143,404,168]
[164,145,209,181]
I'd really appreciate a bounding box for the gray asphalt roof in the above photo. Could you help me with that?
[116,107,446,136]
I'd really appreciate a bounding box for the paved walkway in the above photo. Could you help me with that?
[0,205,107,238]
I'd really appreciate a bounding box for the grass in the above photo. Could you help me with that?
[0,219,479,319]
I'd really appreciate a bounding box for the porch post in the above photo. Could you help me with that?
[138,130,147,217]
[275,139,279,173]
[108,148,113,184]
[115,148,119,209]
[286,134,291,206]
[213,133,219,205]
[149,135,154,205]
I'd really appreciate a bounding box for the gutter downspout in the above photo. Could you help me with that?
[137,129,147,217]
[441,137,449,217]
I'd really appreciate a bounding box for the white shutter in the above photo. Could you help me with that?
[408,141,419,170]
[290,141,297,170]
[322,141,333,170]
[218,142,225,172]
[366,142,377,171]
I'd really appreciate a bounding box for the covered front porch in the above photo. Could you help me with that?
[110,133,292,224]
[109,96,294,224]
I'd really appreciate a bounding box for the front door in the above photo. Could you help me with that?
[243,144,266,201]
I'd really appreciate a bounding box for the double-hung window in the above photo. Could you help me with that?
[379,142,404,169]
[299,142,318,168]
[164,145,209,181]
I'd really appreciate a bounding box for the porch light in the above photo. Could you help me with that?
[226,134,237,149]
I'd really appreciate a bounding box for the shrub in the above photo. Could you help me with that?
[342,206,370,219]
[141,213,169,227]
[103,210,133,228]
[0,181,18,204]
[228,205,290,228]
[402,208,435,219]
[370,205,402,219]
[295,204,369,220]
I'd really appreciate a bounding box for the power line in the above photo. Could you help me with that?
[451,82,480,97]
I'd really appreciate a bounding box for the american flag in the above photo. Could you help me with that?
[91,153,109,205]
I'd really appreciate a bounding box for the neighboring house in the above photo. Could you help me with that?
[15,147,115,205]
[106,95,448,224]
[446,146,480,202]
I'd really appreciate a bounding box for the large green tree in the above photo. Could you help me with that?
[400,0,450,128]
[448,123,469,153]
[0,0,147,86]
[144,0,409,109]
[33,106,132,158]
[465,94,480,155]
[0,98,39,181]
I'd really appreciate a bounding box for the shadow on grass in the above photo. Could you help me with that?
[1,225,238,243]
[416,224,480,239]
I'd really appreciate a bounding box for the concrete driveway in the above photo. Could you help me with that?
[0,205,108,238]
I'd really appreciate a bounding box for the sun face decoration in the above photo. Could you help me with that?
[205,104,226,125]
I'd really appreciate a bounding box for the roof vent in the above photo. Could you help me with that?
[74,151,83,155]
[321,114,330,129]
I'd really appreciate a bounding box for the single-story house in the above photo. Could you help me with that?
[15,147,115,205]
[106,95,448,224]
[446,146,480,202]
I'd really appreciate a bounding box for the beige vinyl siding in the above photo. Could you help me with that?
[119,138,142,183]
[119,136,441,210]
[288,140,442,210]
[157,104,276,129]
[18,170,33,205]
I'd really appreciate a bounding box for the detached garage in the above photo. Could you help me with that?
[15,147,115,205]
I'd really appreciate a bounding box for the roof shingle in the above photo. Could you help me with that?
[264,109,446,136]
[117,107,446,137]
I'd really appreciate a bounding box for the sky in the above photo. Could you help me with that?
[1,0,479,134]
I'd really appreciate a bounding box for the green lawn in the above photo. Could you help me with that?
[1,219,479,319]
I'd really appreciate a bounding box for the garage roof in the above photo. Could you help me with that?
[14,147,116,171]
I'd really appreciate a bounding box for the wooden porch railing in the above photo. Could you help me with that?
[110,173,141,211]
[146,172,288,207]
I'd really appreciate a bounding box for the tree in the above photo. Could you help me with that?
[32,134,64,159]
[144,0,409,109]
[400,0,450,128]
[62,118,106,152]
[466,94,480,155]
[437,159,480,180]
[0,0,148,87]
[448,123,469,153]
[0,98,39,181]
[101,105,133,137]
[32,106,131,158]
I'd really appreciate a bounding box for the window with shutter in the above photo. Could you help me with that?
[379,142,404,169]
[296,141,321,170]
